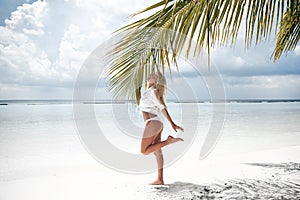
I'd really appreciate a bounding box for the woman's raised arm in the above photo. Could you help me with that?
[161,109,184,132]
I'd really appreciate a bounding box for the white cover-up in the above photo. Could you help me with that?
[139,86,165,124]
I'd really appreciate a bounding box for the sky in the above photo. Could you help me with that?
[0,0,299,100]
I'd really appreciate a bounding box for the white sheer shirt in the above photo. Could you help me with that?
[139,86,165,117]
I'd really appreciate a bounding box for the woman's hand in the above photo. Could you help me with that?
[171,123,184,132]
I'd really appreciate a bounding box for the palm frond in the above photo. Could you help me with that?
[273,0,300,60]
[106,0,298,103]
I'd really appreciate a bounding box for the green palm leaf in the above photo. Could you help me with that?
[273,0,300,59]
[106,0,299,103]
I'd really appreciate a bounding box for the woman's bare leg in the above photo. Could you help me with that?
[150,130,164,185]
[141,121,183,155]
[141,120,183,185]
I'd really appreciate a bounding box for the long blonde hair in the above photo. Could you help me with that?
[154,72,167,108]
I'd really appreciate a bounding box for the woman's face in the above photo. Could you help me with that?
[147,74,158,85]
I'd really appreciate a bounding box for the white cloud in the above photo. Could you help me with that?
[0,1,58,86]
[73,0,150,17]
[4,0,47,36]
[224,76,278,88]
[232,56,245,67]
[56,24,90,80]
[0,83,73,99]
[0,27,28,46]
[0,29,55,84]
[294,45,300,56]
[223,75,300,99]
[0,0,151,95]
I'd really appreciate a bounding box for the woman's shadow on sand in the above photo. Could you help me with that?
[153,181,217,199]
[151,162,300,199]
[153,180,300,199]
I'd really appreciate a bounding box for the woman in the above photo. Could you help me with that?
[139,72,184,185]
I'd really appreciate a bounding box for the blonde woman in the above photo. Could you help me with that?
[139,72,184,185]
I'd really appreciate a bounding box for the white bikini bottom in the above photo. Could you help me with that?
[145,116,163,125]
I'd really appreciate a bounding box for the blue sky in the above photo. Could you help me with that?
[0,0,299,100]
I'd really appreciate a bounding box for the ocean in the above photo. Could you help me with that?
[1,100,299,170]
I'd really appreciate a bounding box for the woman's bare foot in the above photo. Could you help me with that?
[149,179,164,185]
[167,135,183,144]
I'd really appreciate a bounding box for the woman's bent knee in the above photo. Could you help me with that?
[141,148,150,155]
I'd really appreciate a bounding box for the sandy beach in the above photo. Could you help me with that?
[1,145,299,200]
